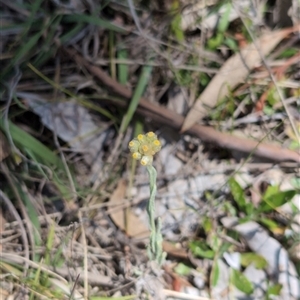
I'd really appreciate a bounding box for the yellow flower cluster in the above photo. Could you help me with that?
[128,132,161,166]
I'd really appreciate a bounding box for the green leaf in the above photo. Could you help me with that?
[60,23,85,45]
[170,0,184,42]
[0,120,64,169]
[259,217,280,231]
[263,185,279,199]
[218,3,232,32]
[119,63,153,133]
[174,263,192,276]
[207,33,224,49]
[267,87,281,106]
[231,269,254,295]
[259,189,297,213]
[277,48,298,58]
[203,217,213,234]
[62,14,126,33]
[224,37,238,51]
[228,177,253,214]
[240,253,267,269]
[1,31,43,79]
[189,241,215,259]
[267,283,282,296]
[211,260,220,287]
[289,140,300,150]
[117,48,128,85]
[19,187,41,246]
[263,105,275,116]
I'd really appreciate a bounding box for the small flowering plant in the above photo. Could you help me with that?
[128,132,165,265]
[128,132,162,166]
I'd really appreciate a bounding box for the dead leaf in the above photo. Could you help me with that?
[109,179,149,238]
[181,28,291,132]
[162,241,188,259]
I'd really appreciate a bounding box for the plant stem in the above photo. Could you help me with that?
[146,165,165,265]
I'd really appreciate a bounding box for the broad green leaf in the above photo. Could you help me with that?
[231,269,253,295]
[267,283,282,296]
[263,185,279,198]
[259,189,297,212]
[174,263,192,276]
[240,253,267,269]
[189,241,215,259]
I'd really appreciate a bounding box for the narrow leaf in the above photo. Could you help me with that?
[119,63,153,133]
[228,177,247,212]
[240,253,267,269]
[218,3,232,32]
[0,120,63,169]
[62,14,126,33]
[189,241,215,259]
[211,260,220,287]
[117,49,128,85]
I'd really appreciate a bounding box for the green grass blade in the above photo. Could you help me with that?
[32,15,63,67]
[62,14,127,33]
[60,23,85,45]
[119,63,153,133]
[15,182,41,262]
[1,31,43,79]
[0,120,63,169]
[117,48,128,85]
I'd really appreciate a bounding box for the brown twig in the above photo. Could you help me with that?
[64,48,300,163]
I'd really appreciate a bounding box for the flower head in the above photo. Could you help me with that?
[128,132,161,166]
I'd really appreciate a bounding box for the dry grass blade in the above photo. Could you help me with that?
[181,27,294,132]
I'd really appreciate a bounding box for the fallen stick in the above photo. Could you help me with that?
[64,48,300,163]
